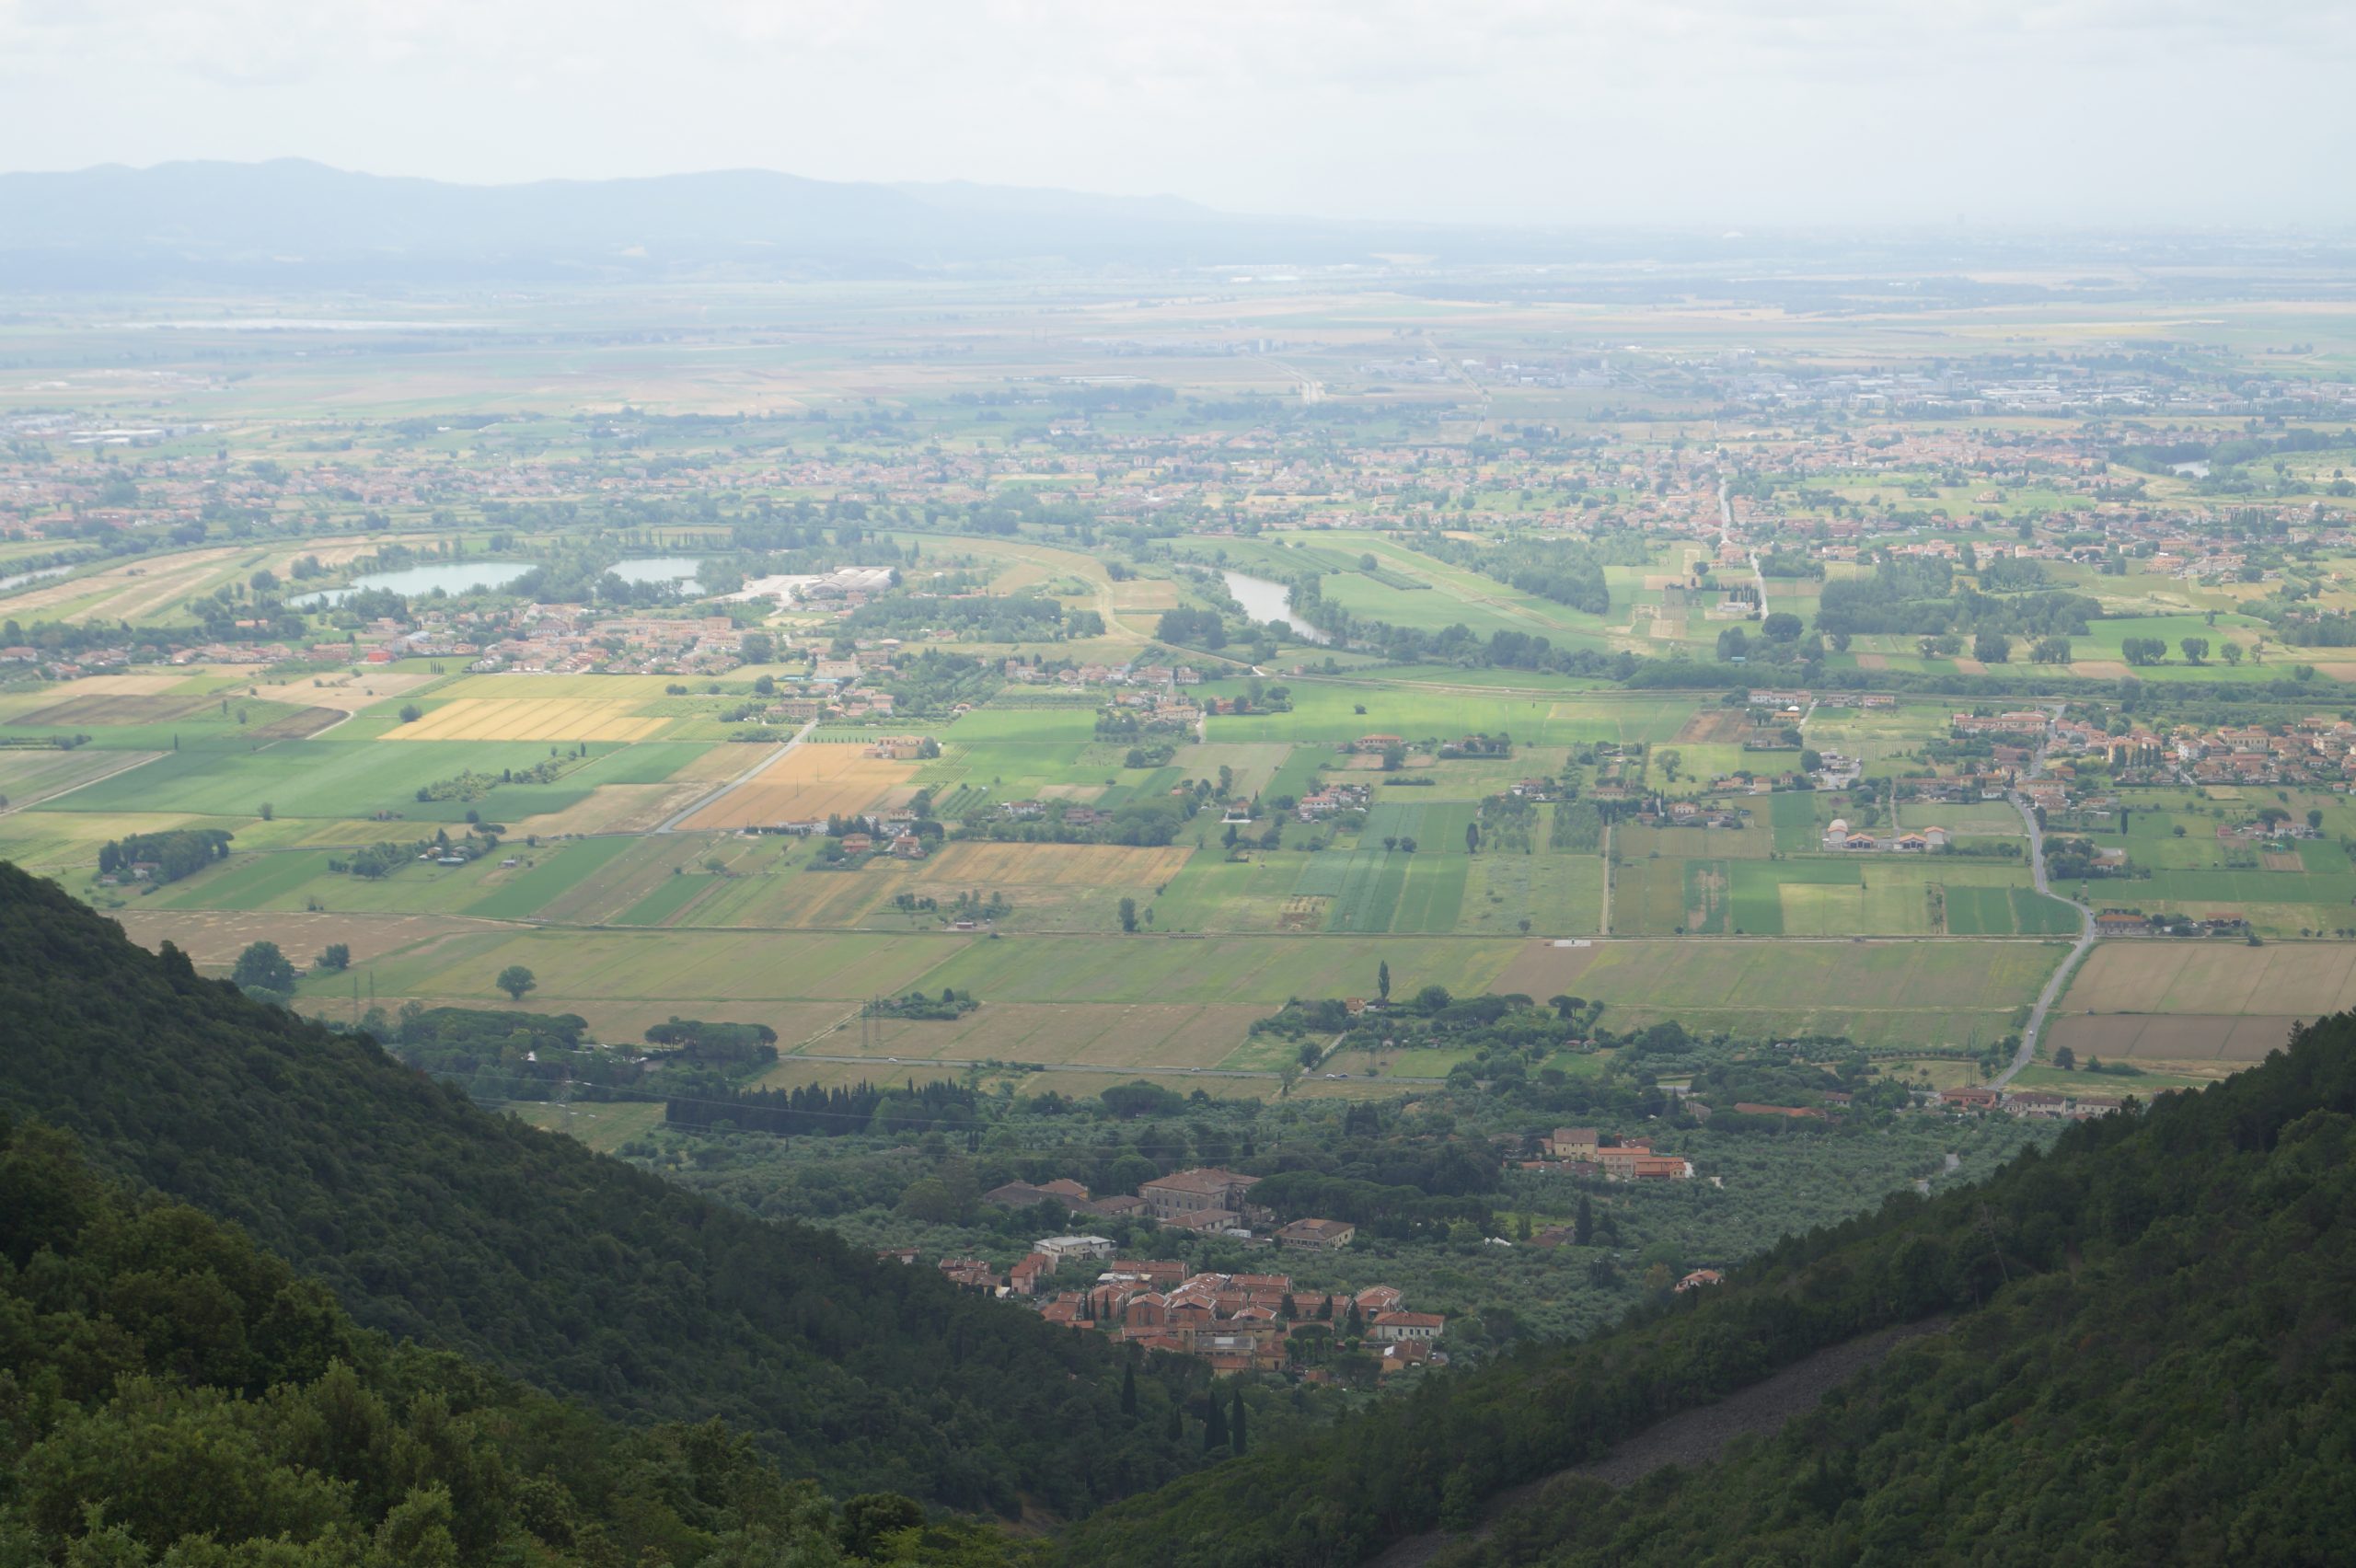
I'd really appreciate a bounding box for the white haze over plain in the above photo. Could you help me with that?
[0,0,2349,227]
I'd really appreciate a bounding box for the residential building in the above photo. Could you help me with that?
[1139,1167,1263,1225]
[1275,1217,1357,1251]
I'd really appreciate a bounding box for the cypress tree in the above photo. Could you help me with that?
[1230,1388,1248,1456]
[1121,1361,1138,1417]
[1205,1394,1229,1453]
[1166,1403,1183,1442]
[1575,1194,1595,1246]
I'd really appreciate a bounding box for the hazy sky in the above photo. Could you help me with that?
[3,0,2350,225]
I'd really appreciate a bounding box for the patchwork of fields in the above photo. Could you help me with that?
[4,607,2346,1096]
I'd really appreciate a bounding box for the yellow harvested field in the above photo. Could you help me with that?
[113,909,500,968]
[919,841,1195,887]
[2,548,241,619]
[2048,1013,2294,1065]
[244,670,437,713]
[1110,578,1182,610]
[387,698,670,743]
[668,744,771,782]
[677,746,913,829]
[2062,940,2356,1017]
[42,673,191,696]
[507,783,712,837]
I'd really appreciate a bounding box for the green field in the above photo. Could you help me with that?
[35,739,610,823]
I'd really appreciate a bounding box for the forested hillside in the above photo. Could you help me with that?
[0,1117,1031,1565]
[1064,1015,2356,1565]
[0,864,1188,1517]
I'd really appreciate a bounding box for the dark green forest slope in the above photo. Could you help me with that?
[0,1118,1030,1565]
[1065,1016,2356,1566]
[0,864,1187,1518]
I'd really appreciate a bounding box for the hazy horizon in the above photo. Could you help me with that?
[3,1,2350,230]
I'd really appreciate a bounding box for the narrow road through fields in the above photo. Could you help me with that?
[1716,478,1770,617]
[0,749,162,815]
[654,717,817,834]
[1995,707,2094,1089]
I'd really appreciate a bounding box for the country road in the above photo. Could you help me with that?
[1994,707,2094,1088]
[1716,478,1770,617]
[654,717,816,833]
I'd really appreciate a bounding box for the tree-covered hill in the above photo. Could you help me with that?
[0,1116,1032,1565]
[1063,1014,2356,1565]
[0,863,1184,1518]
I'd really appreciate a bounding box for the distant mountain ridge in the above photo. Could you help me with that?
[0,157,1345,284]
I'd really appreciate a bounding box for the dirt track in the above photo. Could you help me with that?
[1369,1316,1952,1567]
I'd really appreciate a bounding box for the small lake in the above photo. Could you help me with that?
[289,556,709,607]
[1221,570,1330,644]
[290,559,535,607]
[0,565,74,595]
[608,557,708,585]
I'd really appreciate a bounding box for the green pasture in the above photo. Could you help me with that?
[915,933,1519,1007]
[33,739,614,822]
[1210,684,1696,746]
[1458,850,1604,937]
[1151,848,1311,932]
[1557,939,2064,1049]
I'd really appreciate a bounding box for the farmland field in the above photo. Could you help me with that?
[390,697,673,743]
[676,744,915,829]
[921,841,1193,889]
[14,278,2354,1137]
[1491,938,2062,1048]
[0,747,162,810]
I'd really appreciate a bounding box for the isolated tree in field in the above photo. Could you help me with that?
[1378,960,1391,1002]
[1298,1040,1322,1068]
[1398,836,1417,854]
[2054,1046,2077,1071]
[496,964,537,1002]
[231,940,296,994]
[2180,637,2209,665]
[1973,631,2011,664]
[398,703,422,723]
[2032,636,2072,664]
[1118,897,1138,933]
[2222,642,2244,665]
[1465,821,1481,855]
[316,943,351,973]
